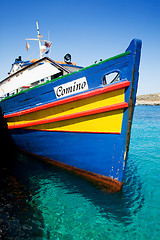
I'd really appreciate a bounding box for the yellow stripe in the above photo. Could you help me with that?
[7,89,124,128]
[27,109,124,133]
[7,89,125,133]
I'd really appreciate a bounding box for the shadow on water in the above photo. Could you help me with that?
[0,116,144,238]
[0,129,45,239]
[0,147,144,239]
[15,151,144,224]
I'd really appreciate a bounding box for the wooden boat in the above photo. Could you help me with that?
[0,22,142,192]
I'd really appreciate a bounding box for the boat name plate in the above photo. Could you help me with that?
[54,77,88,99]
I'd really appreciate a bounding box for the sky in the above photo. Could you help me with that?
[0,0,160,95]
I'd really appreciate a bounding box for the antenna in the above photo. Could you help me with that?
[25,22,52,59]
[36,21,40,37]
[36,21,43,58]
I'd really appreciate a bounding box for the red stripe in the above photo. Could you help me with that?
[4,81,130,119]
[8,102,128,129]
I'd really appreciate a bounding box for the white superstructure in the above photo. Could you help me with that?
[0,59,65,98]
[0,22,71,99]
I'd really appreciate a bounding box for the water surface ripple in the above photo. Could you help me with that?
[0,106,160,239]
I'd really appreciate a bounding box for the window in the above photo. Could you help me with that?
[102,72,120,85]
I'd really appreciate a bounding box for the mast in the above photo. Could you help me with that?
[25,22,52,59]
[36,21,43,58]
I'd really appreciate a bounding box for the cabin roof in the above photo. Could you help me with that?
[1,57,71,84]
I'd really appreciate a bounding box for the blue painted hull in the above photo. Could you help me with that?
[0,39,142,191]
[10,129,125,181]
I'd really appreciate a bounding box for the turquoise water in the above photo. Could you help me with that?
[0,105,160,239]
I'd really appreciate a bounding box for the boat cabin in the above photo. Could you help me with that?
[0,56,83,100]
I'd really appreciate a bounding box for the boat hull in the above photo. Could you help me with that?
[0,39,142,192]
[10,128,126,190]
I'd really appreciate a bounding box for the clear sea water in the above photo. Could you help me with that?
[0,105,160,240]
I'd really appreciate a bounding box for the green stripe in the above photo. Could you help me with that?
[0,51,130,102]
